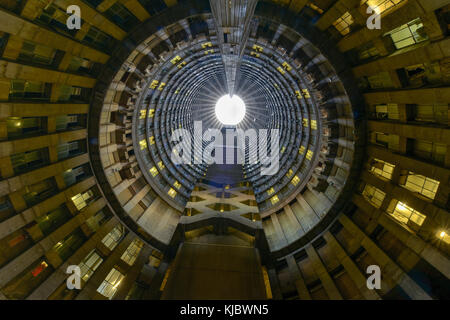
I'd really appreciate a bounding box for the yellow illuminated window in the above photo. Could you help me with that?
[306,150,313,160]
[438,231,450,244]
[71,190,94,211]
[280,146,286,153]
[333,12,354,36]
[97,268,124,299]
[148,109,155,117]
[286,169,294,178]
[149,80,159,89]
[157,161,165,170]
[173,180,181,189]
[302,89,310,98]
[120,239,143,266]
[295,90,302,99]
[362,0,407,16]
[270,195,279,205]
[170,55,181,64]
[403,172,440,200]
[291,175,300,186]
[302,118,309,127]
[253,44,263,52]
[362,184,385,208]
[250,51,260,57]
[282,62,292,71]
[277,66,285,75]
[157,82,166,91]
[201,42,212,48]
[386,18,428,50]
[149,166,158,177]
[370,158,395,180]
[149,136,155,145]
[177,61,186,69]
[204,49,214,54]
[168,188,177,198]
[139,109,146,119]
[311,120,317,130]
[267,187,275,196]
[139,139,147,150]
[389,200,426,231]
[299,145,305,154]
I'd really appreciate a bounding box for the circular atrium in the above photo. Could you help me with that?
[0,0,448,302]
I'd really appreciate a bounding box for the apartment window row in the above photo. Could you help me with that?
[4,114,87,140]
[370,104,449,125]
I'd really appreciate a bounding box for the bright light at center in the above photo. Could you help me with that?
[215,95,246,125]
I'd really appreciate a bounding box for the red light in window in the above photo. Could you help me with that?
[31,261,48,277]
[8,234,26,247]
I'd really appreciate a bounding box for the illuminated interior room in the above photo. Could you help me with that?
[0,0,449,301]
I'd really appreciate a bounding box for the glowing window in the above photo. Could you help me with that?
[168,188,177,198]
[388,200,426,232]
[71,190,94,211]
[149,80,158,89]
[403,172,440,200]
[149,166,158,177]
[149,136,155,145]
[120,239,143,266]
[101,226,124,251]
[386,18,428,50]
[333,12,354,36]
[173,180,181,189]
[79,250,103,281]
[139,109,146,119]
[370,158,395,180]
[361,0,407,15]
[306,150,313,160]
[291,175,300,186]
[157,161,165,170]
[362,184,386,208]
[139,139,147,150]
[267,187,275,196]
[302,89,310,98]
[270,195,279,205]
[286,169,294,178]
[97,268,124,299]
[299,146,305,154]
[311,120,317,130]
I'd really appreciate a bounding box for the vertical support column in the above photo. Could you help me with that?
[266,267,283,300]
[305,244,343,300]
[286,256,311,300]
[323,231,381,300]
